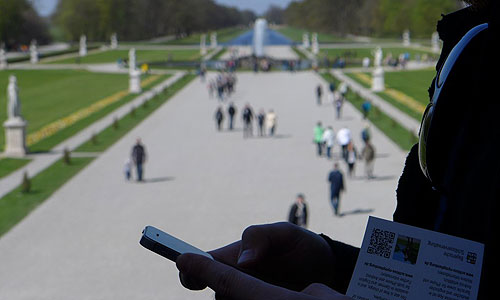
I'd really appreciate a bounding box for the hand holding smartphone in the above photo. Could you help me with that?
[140,226,213,262]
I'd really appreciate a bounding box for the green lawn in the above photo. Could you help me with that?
[320,47,438,67]
[346,69,435,121]
[0,70,128,150]
[165,27,249,45]
[322,72,417,151]
[277,26,350,43]
[0,74,195,238]
[47,49,202,64]
[0,158,31,179]
[384,69,435,105]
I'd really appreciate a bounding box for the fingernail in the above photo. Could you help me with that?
[237,249,255,265]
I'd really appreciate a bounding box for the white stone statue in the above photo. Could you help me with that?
[0,44,7,69]
[374,46,383,68]
[302,33,310,48]
[311,33,319,55]
[432,32,440,53]
[30,40,38,64]
[7,75,21,119]
[403,30,411,47]
[111,33,118,49]
[129,48,136,73]
[128,48,141,93]
[200,34,207,56]
[210,32,217,49]
[79,35,87,57]
[362,57,371,68]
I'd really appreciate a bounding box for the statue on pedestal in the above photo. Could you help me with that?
[432,32,441,54]
[403,30,411,47]
[200,34,207,56]
[311,33,319,55]
[3,75,28,156]
[30,40,38,64]
[7,75,21,120]
[374,46,383,68]
[111,33,118,49]
[210,32,217,49]
[303,33,310,49]
[128,48,141,94]
[79,35,87,57]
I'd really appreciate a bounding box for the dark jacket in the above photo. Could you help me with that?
[132,144,146,164]
[328,170,344,196]
[288,202,308,227]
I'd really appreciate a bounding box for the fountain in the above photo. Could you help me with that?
[253,18,267,57]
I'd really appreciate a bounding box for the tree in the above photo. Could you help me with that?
[0,0,50,48]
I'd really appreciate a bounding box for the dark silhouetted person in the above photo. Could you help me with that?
[131,138,146,182]
[242,104,254,138]
[214,106,224,131]
[288,194,308,228]
[227,102,236,130]
[361,140,376,179]
[328,163,344,216]
[257,109,265,136]
[316,84,323,105]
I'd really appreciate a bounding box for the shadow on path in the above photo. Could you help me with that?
[339,208,375,217]
[142,177,175,183]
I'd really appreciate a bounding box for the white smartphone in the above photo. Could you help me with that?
[140,226,213,262]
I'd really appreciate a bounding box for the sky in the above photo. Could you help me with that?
[32,0,295,17]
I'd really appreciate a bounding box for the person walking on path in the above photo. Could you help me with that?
[265,109,277,136]
[362,100,372,119]
[346,142,358,177]
[321,126,335,159]
[227,102,236,130]
[313,122,324,156]
[288,193,308,228]
[242,104,254,138]
[124,158,132,181]
[361,123,371,144]
[316,84,323,105]
[334,94,344,119]
[257,109,266,137]
[361,140,376,179]
[214,106,224,131]
[131,138,147,182]
[336,127,351,161]
[328,163,345,216]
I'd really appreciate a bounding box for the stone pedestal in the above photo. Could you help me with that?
[129,70,142,94]
[372,67,385,92]
[3,118,28,157]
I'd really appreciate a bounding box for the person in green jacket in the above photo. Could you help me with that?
[314,122,325,156]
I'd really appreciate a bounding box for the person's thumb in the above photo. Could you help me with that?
[237,224,274,267]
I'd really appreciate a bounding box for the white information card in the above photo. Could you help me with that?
[347,217,484,300]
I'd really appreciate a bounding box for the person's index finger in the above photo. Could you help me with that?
[177,253,295,300]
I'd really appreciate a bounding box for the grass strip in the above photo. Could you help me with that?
[345,72,423,121]
[292,47,308,60]
[77,74,196,152]
[0,158,32,179]
[321,72,418,151]
[0,157,95,237]
[0,74,196,237]
[211,48,227,60]
[28,74,169,153]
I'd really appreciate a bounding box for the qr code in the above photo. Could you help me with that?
[367,228,396,258]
